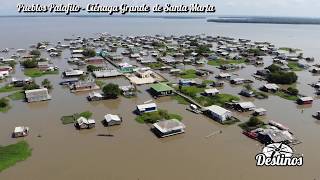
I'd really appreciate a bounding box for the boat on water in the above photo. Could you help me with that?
[187,104,202,114]
[242,131,258,140]
[268,120,289,131]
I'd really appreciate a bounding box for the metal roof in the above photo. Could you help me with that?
[150,83,174,92]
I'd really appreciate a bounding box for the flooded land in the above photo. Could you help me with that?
[0,17,320,180]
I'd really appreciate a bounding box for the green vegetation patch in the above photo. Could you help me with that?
[0,98,11,113]
[179,86,205,98]
[95,80,106,88]
[179,69,197,79]
[239,116,265,131]
[0,85,22,93]
[287,62,303,71]
[221,117,241,125]
[24,69,59,78]
[146,62,164,69]
[60,111,93,125]
[135,109,182,124]
[279,47,301,53]
[266,64,297,84]
[207,58,246,66]
[202,80,214,85]
[0,141,32,172]
[196,93,240,107]
[8,91,25,101]
[275,91,299,101]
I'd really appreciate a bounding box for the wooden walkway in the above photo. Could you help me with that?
[174,91,205,110]
[100,52,119,69]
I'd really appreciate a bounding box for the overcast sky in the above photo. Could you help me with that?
[1,0,320,17]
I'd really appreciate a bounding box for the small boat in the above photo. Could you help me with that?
[13,126,29,138]
[97,134,114,137]
[312,111,320,120]
[187,104,202,114]
[242,131,258,140]
[268,120,289,131]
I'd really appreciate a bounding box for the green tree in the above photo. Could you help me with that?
[195,45,211,55]
[82,48,96,57]
[79,111,93,119]
[266,64,281,73]
[41,79,52,90]
[247,116,263,127]
[0,98,9,108]
[21,59,37,68]
[102,83,120,98]
[30,50,41,57]
[287,87,299,96]
[87,65,103,72]
[23,82,40,90]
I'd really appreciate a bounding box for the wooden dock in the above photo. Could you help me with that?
[100,51,120,69]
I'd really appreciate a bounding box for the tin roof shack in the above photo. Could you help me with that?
[239,89,255,97]
[204,105,232,123]
[215,73,231,80]
[149,83,174,97]
[37,61,51,71]
[85,57,104,65]
[297,96,313,105]
[196,69,210,77]
[25,88,51,103]
[256,69,270,77]
[119,63,134,73]
[136,103,157,114]
[63,69,85,77]
[152,119,186,138]
[260,83,279,93]
[119,85,136,97]
[234,102,256,112]
[230,78,245,85]
[87,92,104,101]
[256,129,294,144]
[11,77,33,87]
[70,81,100,93]
[179,79,196,86]
[75,117,95,129]
[104,114,122,126]
[13,126,29,138]
[203,88,219,96]
[211,81,224,87]
[253,108,267,116]
[0,65,13,73]
[93,69,122,78]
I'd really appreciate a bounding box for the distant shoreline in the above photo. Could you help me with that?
[207,16,320,25]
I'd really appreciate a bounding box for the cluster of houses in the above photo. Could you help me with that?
[2,32,318,143]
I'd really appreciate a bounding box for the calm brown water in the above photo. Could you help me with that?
[0,17,320,180]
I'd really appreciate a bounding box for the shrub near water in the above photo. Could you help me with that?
[136,109,182,124]
[0,141,32,172]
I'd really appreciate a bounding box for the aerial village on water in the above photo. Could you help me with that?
[2,32,319,147]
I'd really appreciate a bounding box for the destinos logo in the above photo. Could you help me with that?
[255,143,303,166]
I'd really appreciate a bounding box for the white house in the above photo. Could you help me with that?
[104,114,122,126]
[205,105,232,122]
[75,117,95,129]
[25,88,51,103]
[261,83,280,92]
[136,103,157,114]
[235,102,256,111]
[204,88,219,96]
[152,119,186,137]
